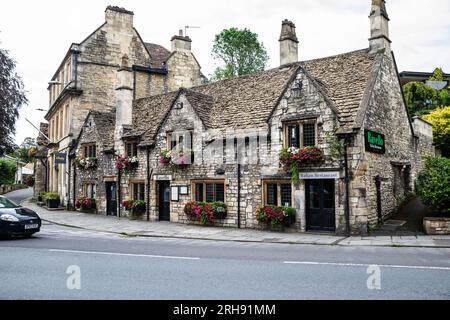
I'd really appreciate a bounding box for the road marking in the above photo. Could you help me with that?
[283,261,450,270]
[49,249,200,260]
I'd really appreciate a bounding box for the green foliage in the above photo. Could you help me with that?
[423,106,450,156]
[325,132,345,160]
[416,157,450,216]
[0,47,28,154]
[429,68,444,81]
[43,192,60,201]
[211,27,269,81]
[403,68,450,117]
[0,160,17,185]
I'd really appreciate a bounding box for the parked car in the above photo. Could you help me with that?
[0,196,41,238]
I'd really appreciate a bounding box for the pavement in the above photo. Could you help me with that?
[6,188,450,248]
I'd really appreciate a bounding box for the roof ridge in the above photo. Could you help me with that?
[300,48,370,64]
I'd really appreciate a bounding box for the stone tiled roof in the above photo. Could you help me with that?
[191,63,300,130]
[126,91,181,145]
[131,48,377,143]
[90,110,116,150]
[301,48,376,132]
[144,43,171,68]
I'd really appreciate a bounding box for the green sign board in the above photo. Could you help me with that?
[364,129,385,154]
[54,152,67,164]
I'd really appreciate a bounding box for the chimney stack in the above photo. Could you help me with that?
[369,0,391,54]
[105,6,134,29]
[279,19,299,66]
[171,30,192,52]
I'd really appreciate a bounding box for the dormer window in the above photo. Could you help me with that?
[83,144,97,158]
[125,141,138,157]
[284,120,317,148]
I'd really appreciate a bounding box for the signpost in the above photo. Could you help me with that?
[54,152,67,164]
[364,129,385,154]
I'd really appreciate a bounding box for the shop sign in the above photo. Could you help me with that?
[299,171,341,180]
[154,175,172,181]
[365,129,385,154]
[54,152,66,164]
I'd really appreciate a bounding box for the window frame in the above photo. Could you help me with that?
[191,180,226,203]
[125,141,138,158]
[283,119,318,148]
[130,181,146,201]
[262,180,293,207]
[83,182,97,199]
[82,143,97,158]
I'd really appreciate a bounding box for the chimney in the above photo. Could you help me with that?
[171,30,192,52]
[279,20,299,65]
[105,6,134,29]
[369,0,391,54]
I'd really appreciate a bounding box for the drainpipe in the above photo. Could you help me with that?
[72,160,76,211]
[343,136,351,237]
[67,157,71,210]
[237,164,241,229]
[117,169,121,218]
[146,147,153,222]
[375,175,383,224]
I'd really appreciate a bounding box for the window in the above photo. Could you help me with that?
[284,120,317,148]
[126,141,138,157]
[167,131,194,164]
[193,181,225,203]
[131,182,145,201]
[263,181,292,207]
[83,144,97,158]
[83,183,96,198]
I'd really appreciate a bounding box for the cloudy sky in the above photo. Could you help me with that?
[1,0,449,146]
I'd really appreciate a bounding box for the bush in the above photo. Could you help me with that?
[43,192,60,201]
[417,157,450,216]
[0,160,17,185]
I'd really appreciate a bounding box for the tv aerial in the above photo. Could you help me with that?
[184,26,200,37]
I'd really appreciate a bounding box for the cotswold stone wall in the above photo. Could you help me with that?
[269,70,344,232]
[352,52,423,232]
[166,51,205,91]
[72,115,114,214]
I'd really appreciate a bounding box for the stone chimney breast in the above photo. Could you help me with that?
[171,30,192,52]
[279,19,299,66]
[105,6,134,29]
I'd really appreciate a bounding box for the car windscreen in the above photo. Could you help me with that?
[0,197,20,208]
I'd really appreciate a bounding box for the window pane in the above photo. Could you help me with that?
[266,183,278,206]
[288,125,300,148]
[303,123,316,146]
[133,144,138,157]
[206,184,215,203]
[127,144,132,157]
[280,184,292,207]
[139,183,145,200]
[195,183,203,202]
[215,184,225,202]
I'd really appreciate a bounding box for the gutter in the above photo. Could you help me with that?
[132,65,168,75]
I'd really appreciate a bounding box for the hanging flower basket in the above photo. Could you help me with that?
[75,156,98,170]
[115,155,139,174]
[160,149,190,171]
[280,146,323,183]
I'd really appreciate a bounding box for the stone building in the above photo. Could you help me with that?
[34,123,49,197]
[70,0,434,235]
[40,6,205,206]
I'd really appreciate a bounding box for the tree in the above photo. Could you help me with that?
[423,106,450,157]
[211,28,269,81]
[403,67,450,117]
[417,157,450,216]
[0,46,28,156]
[10,137,36,164]
[0,159,17,185]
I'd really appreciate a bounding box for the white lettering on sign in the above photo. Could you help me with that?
[299,171,341,180]
[154,175,173,181]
